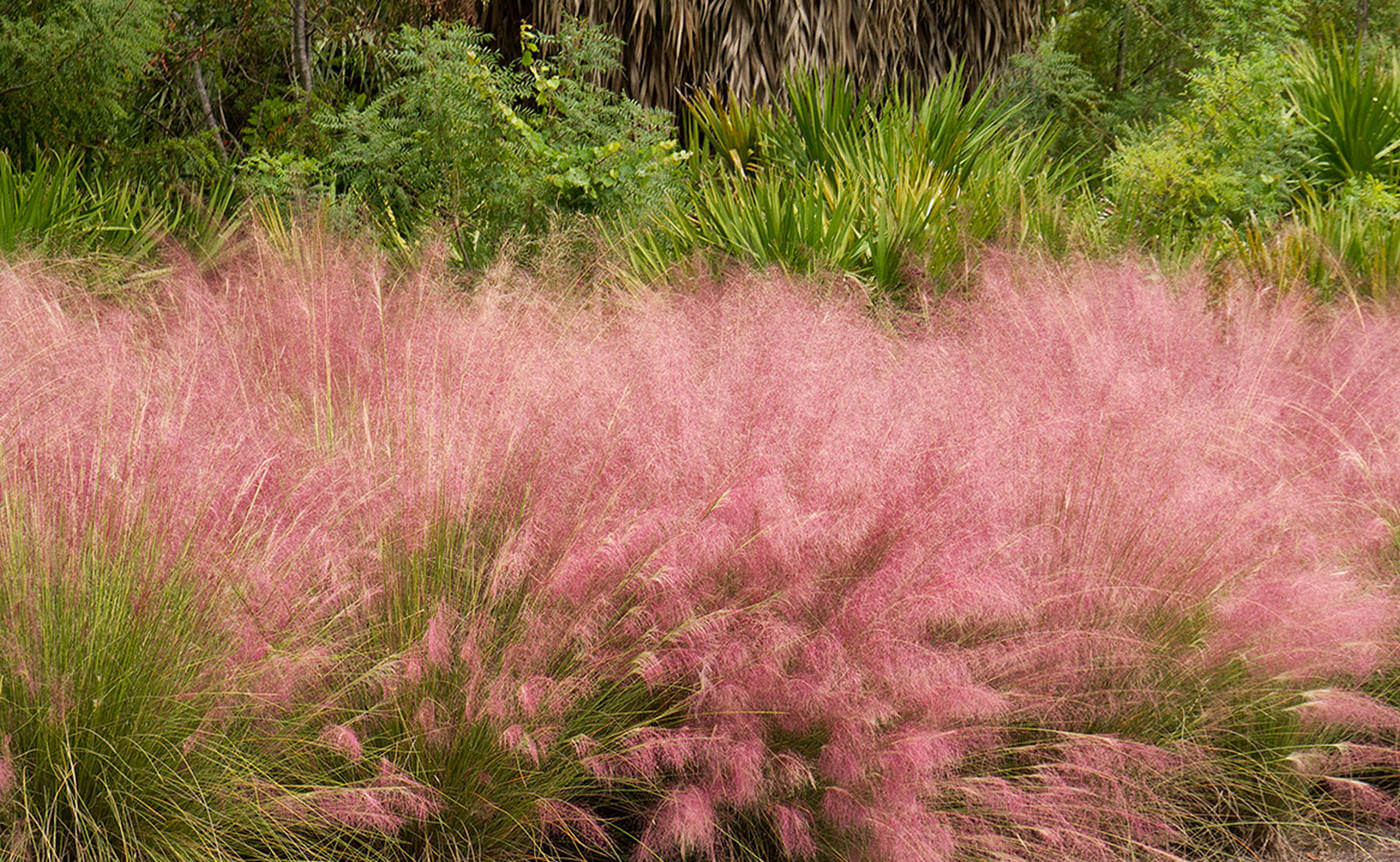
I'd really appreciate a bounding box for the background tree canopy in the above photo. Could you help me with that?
[0,0,170,154]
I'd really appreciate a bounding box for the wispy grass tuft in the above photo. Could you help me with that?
[0,493,297,861]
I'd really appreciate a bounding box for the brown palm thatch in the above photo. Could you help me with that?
[474,0,1047,109]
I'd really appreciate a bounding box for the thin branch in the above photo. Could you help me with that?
[190,56,229,162]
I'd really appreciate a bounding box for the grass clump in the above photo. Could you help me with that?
[0,494,290,862]
[283,516,683,860]
[0,150,170,290]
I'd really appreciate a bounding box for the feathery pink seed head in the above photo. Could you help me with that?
[654,785,718,859]
[537,798,612,849]
[424,603,454,669]
[321,724,364,762]
[1296,689,1400,734]
[770,804,819,860]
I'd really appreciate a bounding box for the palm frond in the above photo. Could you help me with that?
[479,0,1046,110]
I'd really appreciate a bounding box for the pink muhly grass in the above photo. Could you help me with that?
[320,723,364,761]
[769,803,819,859]
[537,797,612,850]
[1296,688,1400,734]
[281,758,441,835]
[1289,742,1400,778]
[423,603,455,669]
[1323,777,1400,822]
[6,241,1400,859]
[642,785,718,860]
[0,258,377,681]
[0,734,13,800]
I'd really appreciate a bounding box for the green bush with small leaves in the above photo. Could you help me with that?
[1108,51,1314,241]
[997,34,1113,162]
[0,0,169,154]
[315,19,685,267]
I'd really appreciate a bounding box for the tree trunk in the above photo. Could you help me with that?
[1358,0,1370,41]
[1113,16,1128,94]
[291,0,313,94]
[191,58,228,162]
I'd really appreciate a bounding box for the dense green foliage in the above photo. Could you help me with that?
[2,0,1400,299]
[0,4,682,269]
[1002,0,1312,157]
[1107,51,1313,238]
[312,20,683,265]
[0,0,170,154]
[1000,0,1400,296]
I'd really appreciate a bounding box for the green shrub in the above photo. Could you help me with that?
[0,146,247,280]
[164,176,247,266]
[316,19,684,267]
[682,89,773,176]
[1201,0,1306,55]
[0,0,168,153]
[316,24,520,235]
[1105,38,1400,299]
[1108,50,1313,240]
[236,150,335,204]
[997,34,1113,162]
